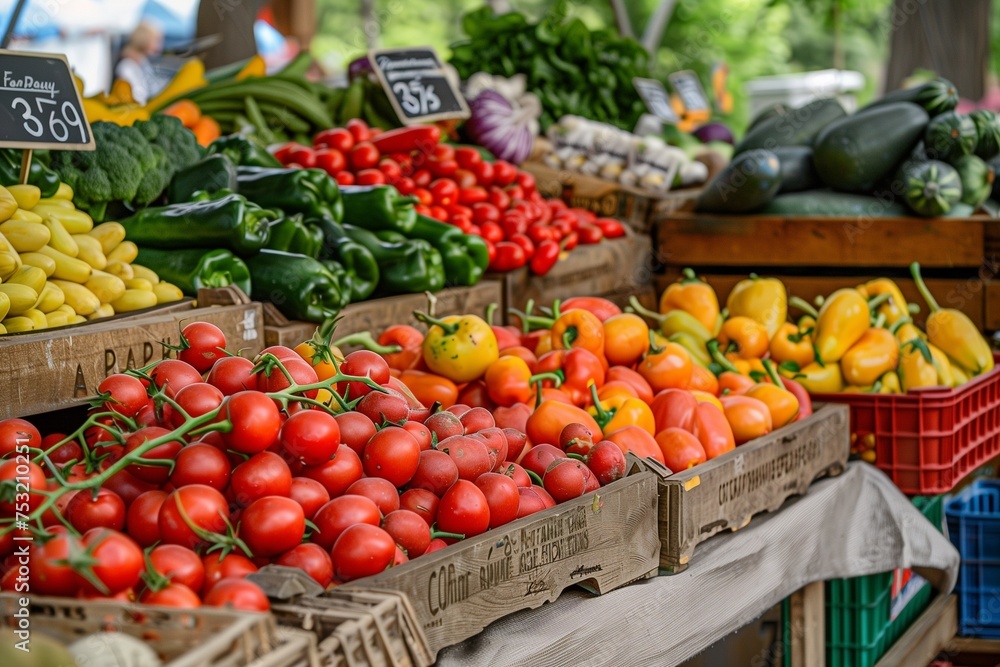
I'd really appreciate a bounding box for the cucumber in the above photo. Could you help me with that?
[951,155,995,207]
[902,160,963,217]
[747,103,788,131]
[759,190,909,217]
[694,149,782,214]
[812,102,929,193]
[734,97,846,155]
[772,146,821,193]
[862,78,958,117]
[925,112,977,161]
[971,110,1000,159]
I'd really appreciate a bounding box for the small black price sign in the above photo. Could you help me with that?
[368,47,469,125]
[633,77,679,123]
[668,70,711,114]
[0,50,93,150]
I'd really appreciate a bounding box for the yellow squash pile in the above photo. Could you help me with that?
[0,183,183,334]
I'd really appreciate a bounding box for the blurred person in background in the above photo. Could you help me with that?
[114,21,163,105]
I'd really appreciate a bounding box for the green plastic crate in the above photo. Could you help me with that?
[782,495,943,667]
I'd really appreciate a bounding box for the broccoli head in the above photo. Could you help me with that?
[136,115,203,173]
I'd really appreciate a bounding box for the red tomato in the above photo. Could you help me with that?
[32,533,82,596]
[125,490,167,547]
[437,480,490,538]
[66,488,125,533]
[314,128,354,153]
[230,451,292,506]
[472,160,494,186]
[206,356,257,396]
[429,179,459,206]
[201,553,257,596]
[95,375,148,419]
[78,528,143,595]
[355,391,409,426]
[395,176,416,195]
[586,440,627,486]
[239,496,305,558]
[453,169,477,189]
[204,577,270,611]
[437,435,492,481]
[288,477,330,520]
[378,158,403,182]
[280,410,341,466]
[339,350,390,399]
[475,472,519,529]
[150,359,202,399]
[489,186,512,210]
[148,544,205,593]
[349,142,380,170]
[460,406,495,433]
[276,543,333,587]
[314,147,347,175]
[399,488,438,526]
[428,157,458,178]
[356,168,386,185]
[122,427,182,485]
[166,382,224,430]
[346,477,400,516]
[382,509,431,557]
[301,446,363,498]
[158,485,230,550]
[492,160,518,187]
[454,146,483,170]
[345,119,371,143]
[407,449,459,496]
[334,412,377,456]
[335,171,356,186]
[178,322,227,373]
[141,582,201,608]
[362,426,420,487]
[471,202,500,225]
[311,494,380,551]
[256,357,318,397]
[222,391,282,455]
[287,145,316,168]
[412,187,433,206]
[0,459,45,514]
[331,524,396,581]
[543,459,590,503]
[170,443,231,491]
[271,142,300,164]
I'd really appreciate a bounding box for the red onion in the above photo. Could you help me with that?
[466,89,537,165]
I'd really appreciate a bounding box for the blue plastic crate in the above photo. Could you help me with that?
[946,479,1000,638]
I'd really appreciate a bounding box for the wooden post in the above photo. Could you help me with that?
[789,581,825,667]
[18,149,31,185]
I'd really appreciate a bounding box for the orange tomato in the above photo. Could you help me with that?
[720,395,773,444]
[191,115,221,146]
[294,341,343,381]
[604,425,665,465]
[605,367,654,404]
[399,370,458,409]
[638,342,693,392]
[162,99,201,127]
[654,427,707,472]
[602,313,650,367]
[552,309,605,356]
[526,400,601,447]
[743,383,799,428]
[688,364,719,395]
[692,403,735,459]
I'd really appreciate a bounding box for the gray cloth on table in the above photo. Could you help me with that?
[436,462,960,667]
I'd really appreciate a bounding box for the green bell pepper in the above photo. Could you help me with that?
[167,153,238,203]
[121,193,276,257]
[313,217,379,302]
[340,185,417,234]
[208,135,282,168]
[319,259,354,310]
[135,247,252,297]
[265,215,324,259]
[235,166,343,222]
[407,214,489,287]
[245,249,346,323]
[0,149,60,197]
[342,224,445,295]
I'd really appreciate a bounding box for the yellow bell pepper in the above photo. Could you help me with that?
[911,262,994,376]
[857,278,910,326]
[414,311,499,383]
[891,318,926,345]
[840,328,900,387]
[769,322,815,368]
[659,268,720,332]
[781,361,844,393]
[814,288,869,363]
[879,371,901,394]
[726,274,787,339]
[588,385,656,436]
[899,338,950,391]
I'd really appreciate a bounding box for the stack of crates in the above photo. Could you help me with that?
[945,479,1000,638]
[782,496,943,666]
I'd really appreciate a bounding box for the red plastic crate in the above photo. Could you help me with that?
[813,353,1000,495]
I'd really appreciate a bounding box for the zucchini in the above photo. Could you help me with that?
[772,146,821,193]
[747,103,788,131]
[902,160,963,217]
[694,149,782,214]
[925,112,977,161]
[759,190,909,217]
[970,110,1000,159]
[813,102,929,193]
[862,78,958,117]
[735,98,846,154]
[951,155,995,208]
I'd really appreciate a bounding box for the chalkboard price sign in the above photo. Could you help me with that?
[368,47,469,125]
[0,50,93,150]
[668,71,711,114]
[633,77,679,123]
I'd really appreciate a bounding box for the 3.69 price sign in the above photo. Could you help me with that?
[368,47,469,125]
[0,50,94,150]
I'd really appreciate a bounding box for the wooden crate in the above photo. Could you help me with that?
[491,232,654,319]
[646,403,850,573]
[280,472,657,661]
[0,288,264,420]
[0,594,283,667]
[522,161,701,233]
[239,282,504,348]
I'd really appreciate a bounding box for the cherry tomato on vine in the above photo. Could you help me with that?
[147,544,205,593]
[331,524,396,582]
[276,543,333,587]
[230,451,292,506]
[201,553,257,596]
[78,528,143,595]
[221,391,281,455]
[280,410,341,466]
[437,480,490,538]
[179,322,227,373]
[158,485,230,550]
[204,577,270,611]
[66,487,126,533]
[206,356,257,396]
[96,375,148,418]
[239,496,305,558]
[310,494,380,551]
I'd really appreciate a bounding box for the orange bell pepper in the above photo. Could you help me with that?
[688,364,720,395]
[717,316,770,359]
[650,388,698,433]
[597,381,639,401]
[769,322,815,368]
[718,371,755,395]
[399,370,459,409]
[602,313,651,367]
[525,385,574,406]
[743,383,799,428]
[654,427,707,472]
[484,356,533,407]
[379,324,424,370]
[691,390,723,410]
[605,366,654,404]
[659,268,721,332]
[588,385,656,436]
[499,345,538,373]
[534,331,554,356]
[604,425,665,465]
[552,308,605,356]
[638,332,693,392]
[526,400,601,447]
[720,395,773,444]
[693,402,735,459]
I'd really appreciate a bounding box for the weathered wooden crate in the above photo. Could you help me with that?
[647,403,850,573]
[236,282,503,348]
[490,232,654,318]
[0,288,264,420]
[274,472,658,662]
[522,161,702,233]
[0,594,295,667]
[655,213,1000,331]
